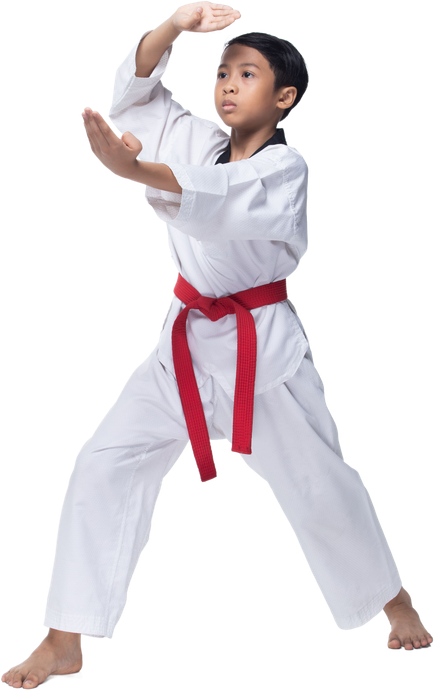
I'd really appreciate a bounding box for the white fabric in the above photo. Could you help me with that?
[108,31,309,399]
[43,346,402,638]
[43,34,402,639]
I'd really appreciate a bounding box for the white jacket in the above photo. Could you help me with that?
[109,30,310,400]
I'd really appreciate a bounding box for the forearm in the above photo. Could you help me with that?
[129,159,182,193]
[135,15,182,77]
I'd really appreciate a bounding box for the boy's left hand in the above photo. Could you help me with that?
[82,108,142,179]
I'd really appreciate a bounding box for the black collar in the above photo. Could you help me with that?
[214,127,287,165]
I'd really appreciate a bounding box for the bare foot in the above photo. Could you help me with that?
[384,587,433,650]
[1,629,82,688]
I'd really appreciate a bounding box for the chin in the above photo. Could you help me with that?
[217,113,230,127]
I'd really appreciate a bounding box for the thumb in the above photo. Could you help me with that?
[121,131,143,154]
[190,6,203,25]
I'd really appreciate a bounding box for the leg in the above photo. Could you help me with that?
[43,345,191,638]
[2,345,197,688]
[212,347,403,630]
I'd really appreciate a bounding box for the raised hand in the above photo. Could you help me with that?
[173,2,241,33]
[82,108,142,179]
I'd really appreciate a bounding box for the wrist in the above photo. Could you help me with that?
[131,160,182,193]
[167,13,183,39]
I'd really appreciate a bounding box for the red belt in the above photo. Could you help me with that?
[172,273,288,482]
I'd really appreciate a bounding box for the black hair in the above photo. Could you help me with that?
[222,32,309,121]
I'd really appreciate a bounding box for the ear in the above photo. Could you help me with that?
[277,86,297,111]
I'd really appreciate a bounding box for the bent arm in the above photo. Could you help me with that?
[145,146,309,243]
[135,15,182,77]
[130,160,182,193]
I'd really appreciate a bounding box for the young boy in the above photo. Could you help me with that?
[2,2,432,687]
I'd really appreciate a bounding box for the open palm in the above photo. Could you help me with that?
[173,2,241,33]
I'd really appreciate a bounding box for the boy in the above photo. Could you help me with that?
[2,2,432,687]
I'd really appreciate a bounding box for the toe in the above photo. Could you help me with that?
[413,638,421,648]
[23,675,39,688]
[420,636,429,646]
[388,637,401,649]
[403,637,414,650]
[4,671,21,688]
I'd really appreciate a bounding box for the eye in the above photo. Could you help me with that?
[217,72,254,79]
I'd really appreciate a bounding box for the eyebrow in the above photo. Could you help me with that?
[217,62,261,70]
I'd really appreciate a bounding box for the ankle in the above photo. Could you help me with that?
[383,587,412,618]
[46,628,81,646]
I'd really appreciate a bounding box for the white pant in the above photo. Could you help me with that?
[43,343,402,638]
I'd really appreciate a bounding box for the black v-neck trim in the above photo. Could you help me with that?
[214,127,287,165]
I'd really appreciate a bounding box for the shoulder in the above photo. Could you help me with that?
[253,144,308,172]
[244,145,308,190]
[176,114,230,164]
[259,147,308,200]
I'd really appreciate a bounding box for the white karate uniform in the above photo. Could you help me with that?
[43,31,402,638]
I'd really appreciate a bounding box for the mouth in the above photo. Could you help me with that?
[222,103,237,111]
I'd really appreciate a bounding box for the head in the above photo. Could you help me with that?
[214,31,309,132]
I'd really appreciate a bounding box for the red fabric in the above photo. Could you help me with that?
[172,273,288,482]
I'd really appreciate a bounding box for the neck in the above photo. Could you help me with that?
[229,125,278,161]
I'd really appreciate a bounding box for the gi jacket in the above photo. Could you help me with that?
[109,30,310,401]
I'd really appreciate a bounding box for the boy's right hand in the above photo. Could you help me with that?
[173,2,241,33]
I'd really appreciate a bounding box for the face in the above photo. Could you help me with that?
[214,43,297,131]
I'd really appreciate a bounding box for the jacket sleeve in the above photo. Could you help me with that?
[108,31,199,164]
[145,145,308,244]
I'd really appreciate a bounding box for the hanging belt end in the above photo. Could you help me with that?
[232,443,252,454]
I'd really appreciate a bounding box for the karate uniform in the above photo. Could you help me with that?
[43,31,402,638]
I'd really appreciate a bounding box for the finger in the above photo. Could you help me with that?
[90,111,119,148]
[82,111,105,158]
[82,112,96,149]
[209,17,239,29]
[88,111,125,169]
[208,4,240,13]
[83,108,117,142]
[122,131,142,154]
[209,9,241,22]
[209,20,241,31]
[208,2,236,7]
[82,111,101,155]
